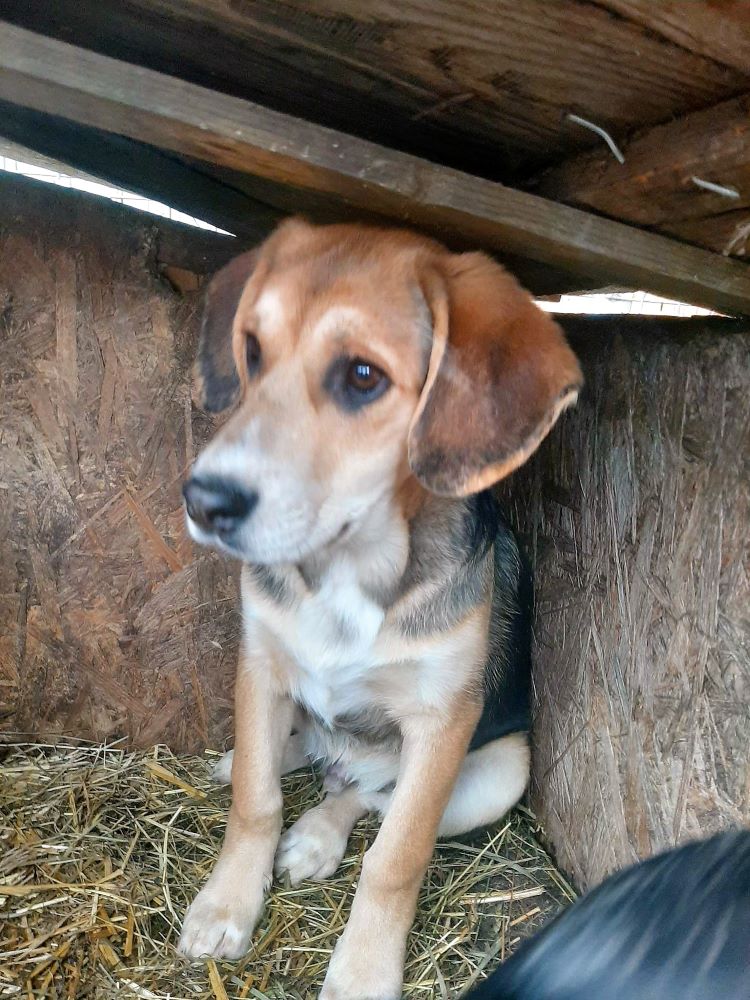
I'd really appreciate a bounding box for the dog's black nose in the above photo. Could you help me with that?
[182,477,258,536]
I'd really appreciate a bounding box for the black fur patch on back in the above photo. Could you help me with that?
[398,491,532,747]
[393,490,497,638]
[469,510,532,751]
[391,490,531,749]
[465,488,500,562]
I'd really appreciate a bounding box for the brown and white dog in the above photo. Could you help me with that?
[178,219,581,999]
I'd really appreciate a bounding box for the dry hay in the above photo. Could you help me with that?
[0,741,573,1000]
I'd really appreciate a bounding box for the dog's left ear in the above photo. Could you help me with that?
[409,252,583,496]
[193,249,260,413]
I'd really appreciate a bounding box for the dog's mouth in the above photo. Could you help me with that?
[185,507,355,566]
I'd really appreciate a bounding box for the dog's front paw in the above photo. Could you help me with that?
[319,935,403,1000]
[178,883,260,960]
[275,807,349,884]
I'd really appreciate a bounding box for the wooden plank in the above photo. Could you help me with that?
[0,100,281,240]
[0,126,586,295]
[0,0,747,180]
[0,125,586,295]
[664,210,750,260]
[167,154,596,295]
[153,225,251,275]
[2,22,750,314]
[0,167,245,276]
[594,0,750,74]
[538,93,750,228]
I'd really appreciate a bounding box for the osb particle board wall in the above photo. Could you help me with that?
[0,175,238,751]
[2,174,748,892]
[502,319,750,889]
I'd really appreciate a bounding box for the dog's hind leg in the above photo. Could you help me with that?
[211,732,310,785]
[363,732,529,838]
[211,707,310,785]
[436,731,529,837]
[274,783,369,885]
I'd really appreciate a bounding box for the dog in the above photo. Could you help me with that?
[177,218,582,999]
[465,829,750,1000]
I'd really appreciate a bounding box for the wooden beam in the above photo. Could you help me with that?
[163,155,598,296]
[538,93,750,228]
[0,100,281,240]
[2,22,750,314]
[0,0,746,182]
[0,109,587,295]
[593,1,750,75]
[0,111,586,295]
[664,210,750,260]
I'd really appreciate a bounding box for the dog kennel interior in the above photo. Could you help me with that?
[1,3,749,997]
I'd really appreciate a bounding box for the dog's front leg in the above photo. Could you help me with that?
[320,697,481,1000]
[179,636,294,960]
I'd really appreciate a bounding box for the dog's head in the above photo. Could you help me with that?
[184,219,582,564]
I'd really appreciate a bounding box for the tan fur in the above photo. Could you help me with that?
[321,695,482,1000]
[179,219,581,997]
[179,643,295,959]
[408,252,582,496]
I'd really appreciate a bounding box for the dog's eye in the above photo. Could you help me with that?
[347,359,385,394]
[246,333,261,376]
[325,356,390,411]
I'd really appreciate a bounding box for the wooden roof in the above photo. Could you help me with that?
[2,1,750,312]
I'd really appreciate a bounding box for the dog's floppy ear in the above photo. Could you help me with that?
[408,252,582,496]
[192,249,259,413]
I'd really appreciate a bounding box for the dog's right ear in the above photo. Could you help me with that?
[192,249,259,413]
[408,252,582,496]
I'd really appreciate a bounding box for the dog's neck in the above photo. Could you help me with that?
[294,475,433,606]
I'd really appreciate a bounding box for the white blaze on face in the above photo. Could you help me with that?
[253,287,286,333]
[308,304,366,349]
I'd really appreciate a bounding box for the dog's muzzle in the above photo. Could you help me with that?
[182,476,258,539]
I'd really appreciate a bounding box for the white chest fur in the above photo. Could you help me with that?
[287,560,387,723]
[242,555,389,726]
[239,535,488,792]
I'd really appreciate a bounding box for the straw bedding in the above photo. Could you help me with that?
[0,741,573,1000]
